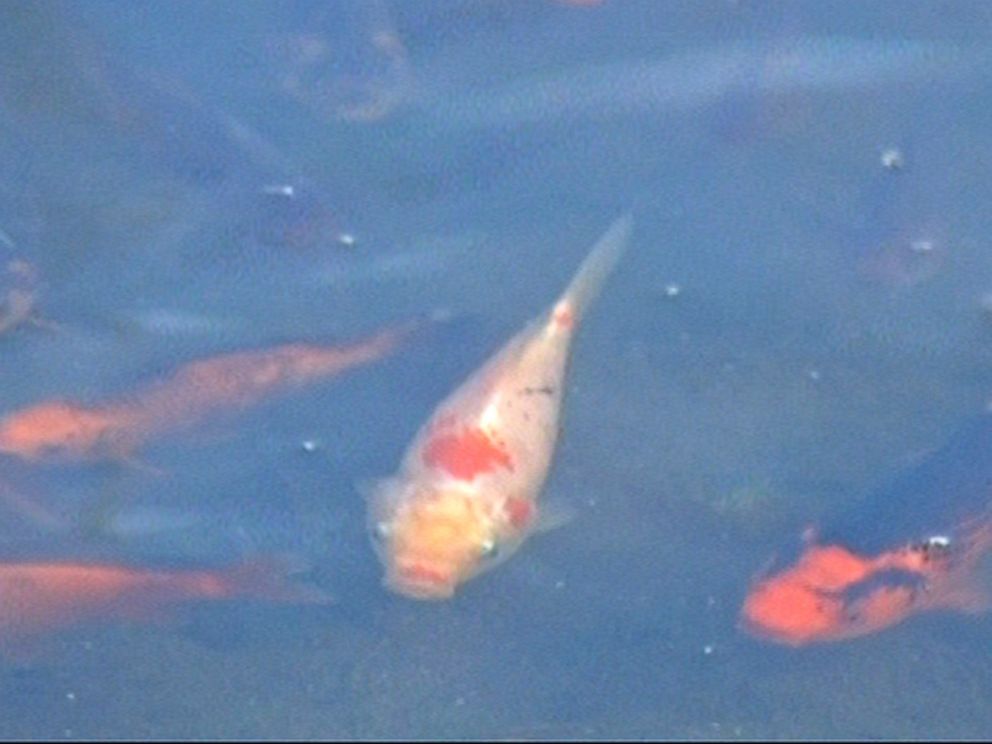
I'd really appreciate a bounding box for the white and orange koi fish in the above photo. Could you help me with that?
[366,217,631,599]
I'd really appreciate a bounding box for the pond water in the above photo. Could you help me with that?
[2,0,992,738]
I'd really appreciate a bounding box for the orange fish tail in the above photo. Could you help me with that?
[213,557,331,605]
[327,320,412,368]
[284,318,422,380]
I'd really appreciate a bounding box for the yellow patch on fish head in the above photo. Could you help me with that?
[373,485,502,600]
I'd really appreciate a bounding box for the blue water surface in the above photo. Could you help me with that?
[2,0,992,738]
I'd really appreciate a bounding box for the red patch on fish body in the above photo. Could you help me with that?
[422,426,514,481]
[504,497,534,530]
[552,303,574,330]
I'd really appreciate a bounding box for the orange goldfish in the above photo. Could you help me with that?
[742,415,992,645]
[741,531,992,646]
[0,556,327,654]
[367,217,630,599]
[0,320,416,462]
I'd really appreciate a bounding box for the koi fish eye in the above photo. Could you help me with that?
[920,535,952,557]
[480,538,499,560]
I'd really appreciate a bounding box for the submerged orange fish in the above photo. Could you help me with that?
[366,217,630,599]
[0,556,327,654]
[0,320,416,462]
[742,415,992,645]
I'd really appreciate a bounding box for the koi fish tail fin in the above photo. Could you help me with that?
[342,321,416,365]
[554,214,632,328]
[220,555,332,605]
[338,309,457,369]
[931,567,992,615]
[383,307,459,347]
[929,516,992,614]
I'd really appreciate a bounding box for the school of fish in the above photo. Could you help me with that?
[0,307,419,652]
[5,207,992,655]
[0,218,635,653]
[1,4,990,647]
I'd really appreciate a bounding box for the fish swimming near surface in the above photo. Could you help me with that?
[366,217,630,600]
[416,37,987,132]
[0,320,418,463]
[0,556,328,656]
[741,413,992,646]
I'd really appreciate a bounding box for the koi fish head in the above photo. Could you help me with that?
[741,534,988,646]
[0,402,121,460]
[367,478,524,600]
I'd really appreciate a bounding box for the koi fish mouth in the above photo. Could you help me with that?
[386,562,458,601]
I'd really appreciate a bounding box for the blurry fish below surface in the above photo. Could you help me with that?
[413,36,989,131]
[116,307,242,340]
[268,0,415,123]
[94,484,358,567]
[0,319,421,463]
[0,556,328,660]
[313,233,477,288]
[741,412,992,646]
[367,216,630,600]
[0,259,43,337]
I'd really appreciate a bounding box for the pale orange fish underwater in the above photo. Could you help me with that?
[0,556,328,658]
[366,217,631,599]
[0,319,418,463]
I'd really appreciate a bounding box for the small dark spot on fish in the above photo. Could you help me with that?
[520,385,555,397]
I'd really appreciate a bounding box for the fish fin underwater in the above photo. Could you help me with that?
[530,498,576,534]
[214,555,333,605]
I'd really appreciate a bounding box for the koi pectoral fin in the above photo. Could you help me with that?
[355,476,386,501]
[533,500,576,534]
[356,475,406,505]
